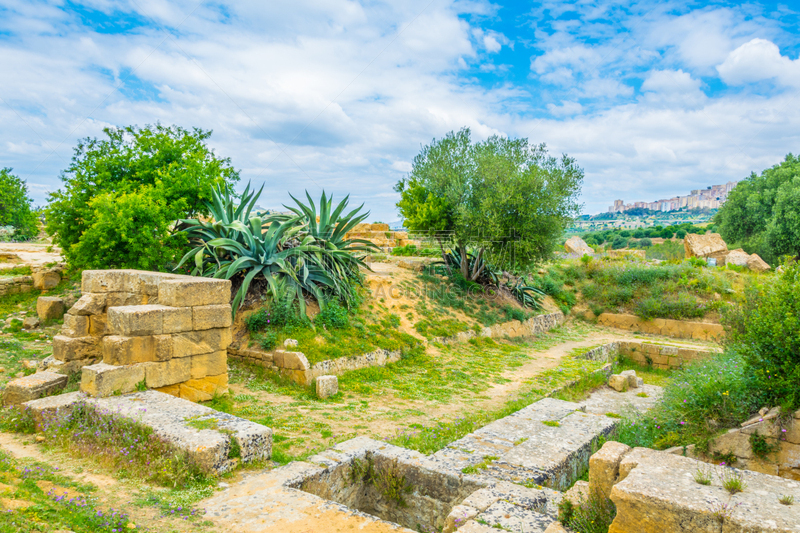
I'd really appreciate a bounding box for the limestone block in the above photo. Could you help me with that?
[105,292,145,309]
[36,297,64,320]
[32,269,61,290]
[635,377,644,388]
[747,253,770,272]
[162,306,193,334]
[157,278,230,308]
[192,304,232,330]
[589,441,631,497]
[683,232,727,258]
[443,504,480,533]
[172,328,232,357]
[190,351,227,379]
[154,334,173,361]
[616,447,656,483]
[108,304,171,336]
[543,523,570,533]
[708,430,753,460]
[89,314,107,336]
[21,391,83,430]
[102,335,156,365]
[144,357,191,388]
[2,372,68,406]
[456,522,495,533]
[619,370,638,388]
[37,355,97,376]
[564,236,594,255]
[68,293,106,316]
[316,375,338,398]
[179,374,228,402]
[80,363,145,397]
[283,338,298,348]
[725,248,751,267]
[608,374,628,392]
[52,335,100,361]
[81,270,131,293]
[61,314,89,338]
[273,350,309,371]
[565,480,590,504]
[22,316,39,329]
[777,442,800,469]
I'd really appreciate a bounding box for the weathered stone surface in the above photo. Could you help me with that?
[177,374,228,402]
[564,480,589,504]
[589,441,631,497]
[747,253,771,272]
[683,232,727,258]
[61,314,89,338]
[31,269,61,290]
[89,314,106,336]
[104,291,146,308]
[190,351,227,379]
[443,504,479,533]
[172,328,232,357]
[274,350,309,371]
[68,293,106,316]
[617,447,657,483]
[162,306,193,334]
[2,372,67,405]
[158,278,230,308]
[26,390,270,474]
[22,391,83,430]
[52,335,100,361]
[724,248,751,267]
[474,500,553,532]
[619,370,638,388]
[564,236,594,256]
[108,304,169,336]
[283,338,299,348]
[144,358,191,388]
[80,363,144,397]
[36,297,64,320]
[316,375,338,399]
[597,313,725,341]
[102,335,156,365]
[192,305,232,331]
[22,316,39,329]
[38,355,97,376]
[543,523,570,533]
[608,451,800,533]
[608,374,628,392]
[153,334,173,361]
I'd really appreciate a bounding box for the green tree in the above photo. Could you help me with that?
[0,168,38,240]
[715,154,800,264]
[46,124,239,270]
[395,128,583,279]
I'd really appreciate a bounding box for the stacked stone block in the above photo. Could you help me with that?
[49,269,232,402]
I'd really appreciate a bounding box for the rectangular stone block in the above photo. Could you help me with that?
[68,293,106,316]
[144,358,191,388]
[80,363,145,397]
[2,372,68,406]
[154,334,173,361]
[162,306,193,334]
[589,441,631,497]
[190,351,227,379]
[89,314,107,336]
[52,335,100,362]
[22,391,83,430]
[36,297,65,320]
[105,292,145,309]
[172,328,232,357]
[102,335,155,365]
[81,270,130,293]
[178,373,228,402]
[61,314,89,338]
[668,357,681,368]
[192,304,233,330]
[158,278,231,308]
[108,304,170,336]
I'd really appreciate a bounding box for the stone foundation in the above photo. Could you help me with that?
[618,340,720,369]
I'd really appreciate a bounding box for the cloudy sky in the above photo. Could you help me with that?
[1,0,799,220]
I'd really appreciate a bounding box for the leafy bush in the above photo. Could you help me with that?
[259,331,279,351]
[723,262,800,407]
[46,125,238,270]
[558,490,616,533]
[0,168,38,241]
[315,301,350,329]
[634,293,716,320]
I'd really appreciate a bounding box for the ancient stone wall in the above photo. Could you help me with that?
[0,275,33,296]
[618,340,720,370]
[597,312,724,341]
[51,269,232,402]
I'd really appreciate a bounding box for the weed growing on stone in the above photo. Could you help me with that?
[693,465,713,485]
[42,401,212,488]
[749,433,780,460]
[718,467,746,494]
[558,489,616,533]
[709,499,740,523]
[779,494,794,505]
[461,455,498,474]
[542,420,560,427]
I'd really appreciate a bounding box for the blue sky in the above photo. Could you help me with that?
[1,0,799,220]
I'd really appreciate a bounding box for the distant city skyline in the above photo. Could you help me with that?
[608,181,739,214]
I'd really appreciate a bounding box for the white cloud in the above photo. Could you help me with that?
[546,101,583,116]
[642,69,700,93]
[717,38,800,87]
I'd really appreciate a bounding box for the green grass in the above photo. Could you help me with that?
[0,265,32,276]
[615,356,674,387]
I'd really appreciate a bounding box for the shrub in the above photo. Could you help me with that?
[558,490,616,533]
[633,293,712,320]
[259,330,279,351]
[0,168,38,241]
[316,301,350,329]
[722,262,800,408]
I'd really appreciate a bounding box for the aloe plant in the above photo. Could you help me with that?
[506,276,545,310]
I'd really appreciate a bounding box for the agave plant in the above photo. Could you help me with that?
[435,246,501,286]
[176,183,375,315]
[506,276,546,310]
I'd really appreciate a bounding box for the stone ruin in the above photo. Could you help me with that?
[4,269,233,405]
[684,232,770,271]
